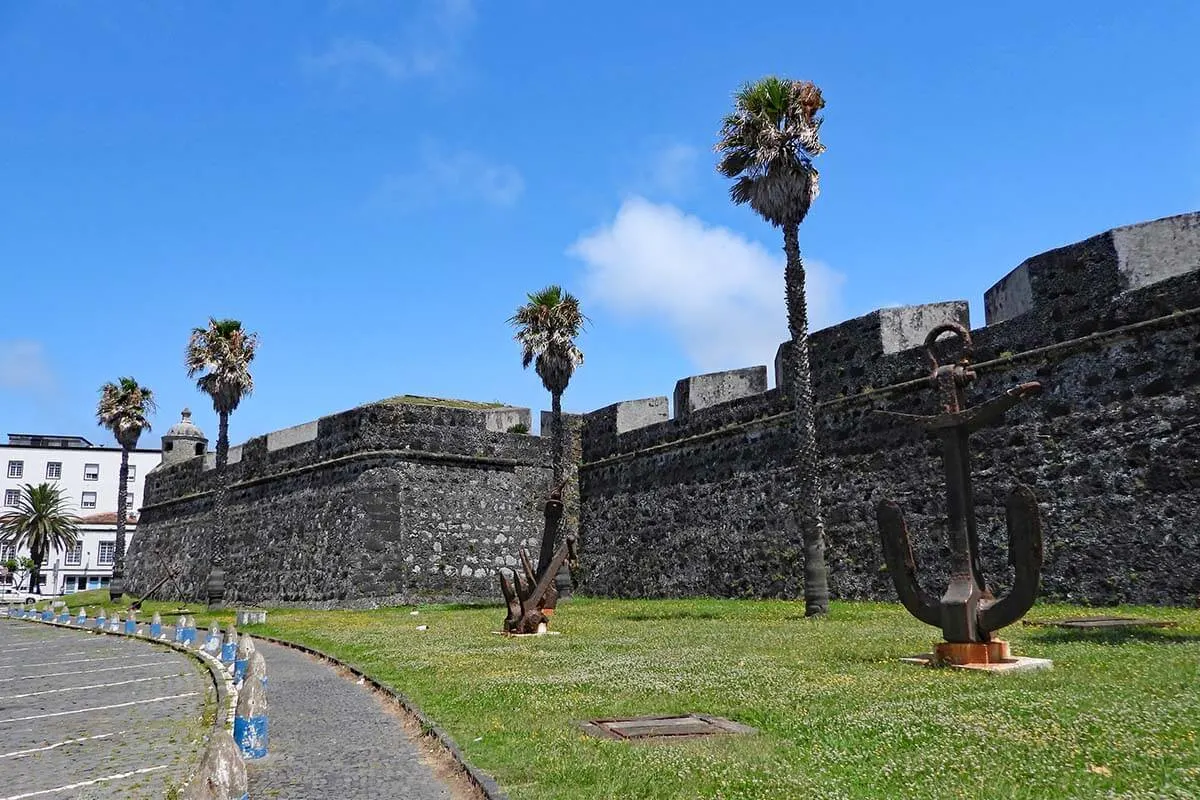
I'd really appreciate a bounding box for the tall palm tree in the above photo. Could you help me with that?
[0,483,79,595]
[96,377,156,600]
[716,75,830,616]
[509,286,585,575]
[186,317,259,606]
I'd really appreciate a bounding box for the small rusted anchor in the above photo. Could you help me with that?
[876,323,1044,649]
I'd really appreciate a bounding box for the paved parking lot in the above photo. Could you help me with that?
[0,620,210,800]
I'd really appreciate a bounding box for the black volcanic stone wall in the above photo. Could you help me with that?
[126,401,563,606]
[580,269,1200,607]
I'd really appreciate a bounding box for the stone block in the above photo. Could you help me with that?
[673,367,767,420]
[484,406,533,433]
[1114,212,1200,291]
[266,420,319,452]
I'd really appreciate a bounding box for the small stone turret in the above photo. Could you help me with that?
[161,408,208,465]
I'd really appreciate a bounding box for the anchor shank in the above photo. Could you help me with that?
[938,427,985,642]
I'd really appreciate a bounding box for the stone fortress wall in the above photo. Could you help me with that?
[579,212,1200,606]
[126,399,576,606]
[128,212,1200,607]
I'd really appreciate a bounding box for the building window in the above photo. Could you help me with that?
[126,492,135,507]
[81,492,97,509]
[127,464,136,481]
[64,542,82,566]
[83,463,100,481]
[0,543,15,562]
[3,490,19,507]
[7,461,23,479]
[97,541,115,566]
[46,462,62,480]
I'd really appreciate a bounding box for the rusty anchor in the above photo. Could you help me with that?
[497,486,580,635]
[876,323,1044,653]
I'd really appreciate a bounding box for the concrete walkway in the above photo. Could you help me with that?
[245,638,462,799]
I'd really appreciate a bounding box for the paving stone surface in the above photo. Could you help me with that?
[245,638,458,800]
[0,619,208,800]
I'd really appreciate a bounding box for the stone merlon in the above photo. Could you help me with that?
[674,367,768,420]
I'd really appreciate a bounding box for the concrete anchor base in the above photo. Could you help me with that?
[901,639,1053,673]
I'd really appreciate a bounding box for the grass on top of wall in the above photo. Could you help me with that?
[233,598,1200,800]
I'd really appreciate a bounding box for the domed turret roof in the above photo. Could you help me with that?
[165,408,206,440]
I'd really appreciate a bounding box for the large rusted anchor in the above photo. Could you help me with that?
[876,323,1044,651]
[498,533,579,635]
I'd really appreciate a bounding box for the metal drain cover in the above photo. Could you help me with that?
[580,714,755,741]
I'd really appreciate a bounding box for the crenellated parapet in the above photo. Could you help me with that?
[580,211,1200,606]
[128,396,562,607]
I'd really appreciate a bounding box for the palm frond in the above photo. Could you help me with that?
[97,376,156,450]
[507,285,586,394]
[714,75,826,227]
[185,317,260,415]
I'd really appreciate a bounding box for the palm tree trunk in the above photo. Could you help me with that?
[216,411,230,470]
[783,222,830,616]
[536,391,564,576]
[109,448,130,600]
[30,548,42,594]
[206,410,231,607]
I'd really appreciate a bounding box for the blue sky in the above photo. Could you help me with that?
[2,1,1197,446]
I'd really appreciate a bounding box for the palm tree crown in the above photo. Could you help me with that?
[97,377,157,450]
[0,483,79,593]
[186,318,260,417]
[508,285,585,396]
[716,76,826,228]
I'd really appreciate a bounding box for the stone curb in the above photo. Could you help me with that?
[4,613,244,795]
[249,633,509,800]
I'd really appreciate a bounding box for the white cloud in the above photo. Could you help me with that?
[570,197,844,373]
[372,142,524,210]
[310,0,475,82]
[646,143,699,196]
[0,340,55,393]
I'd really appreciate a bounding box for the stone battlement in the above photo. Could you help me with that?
[583,211,1200,464]
[579,211,1200,606]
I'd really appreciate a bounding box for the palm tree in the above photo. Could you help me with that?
[96,377,156,600]
[509,286,585,576]
[186,317,259,606]
[0,483,79,595]
[716,75,830,616]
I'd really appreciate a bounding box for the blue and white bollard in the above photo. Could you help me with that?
[124,613,137,635]
[221,624,238,666]
[94,610,106,630]
[76,608,87,625]
[150,612,162,639]
[180,616,197,647]
[203,622,222,655]
[174,616,186,643]
[41,608,54,622]
[233,635,255,687]
[58,607,71,624]
[234,650,268,759]
[109,613,122,633]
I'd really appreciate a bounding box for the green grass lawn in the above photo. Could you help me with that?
[35,593,1199,798]
[230,597,1200,800]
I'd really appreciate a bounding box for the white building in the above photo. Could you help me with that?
[0,432,162,594]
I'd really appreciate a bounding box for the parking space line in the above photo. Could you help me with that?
[0,764,170,799]
[0,673,187,700]
[0,659,177,683]
[0,731,128,760]
[0,692,201,724]
[0,653,135,670]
